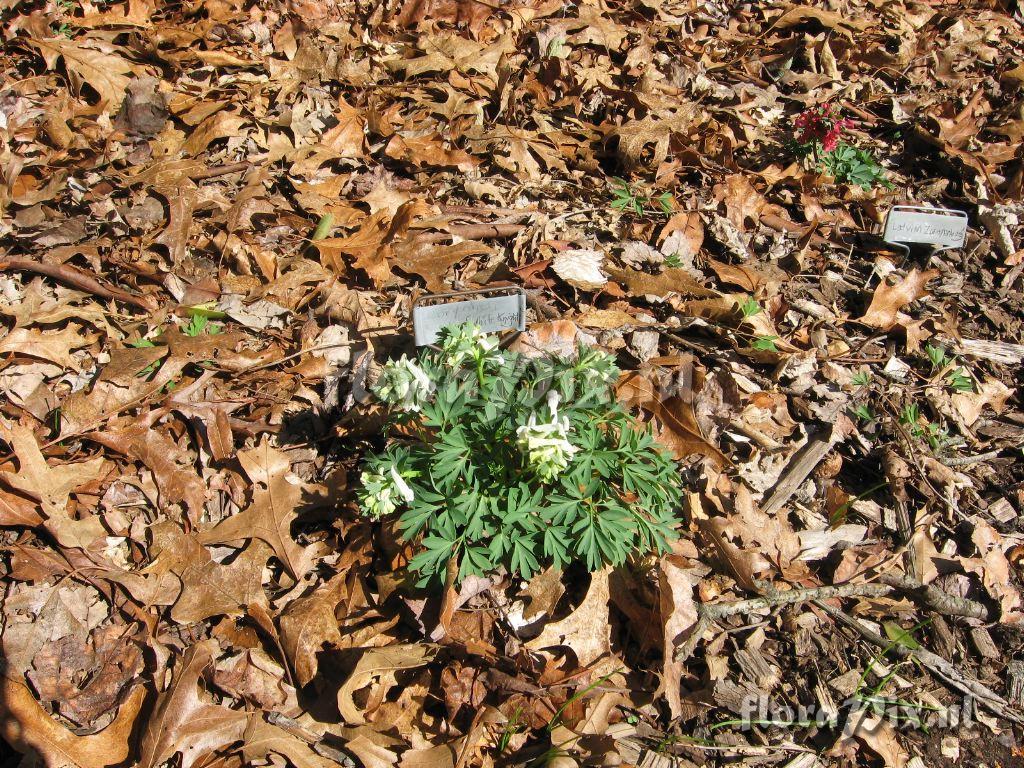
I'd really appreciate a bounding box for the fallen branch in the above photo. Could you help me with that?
[190,161,251,180]
[878,573,990,621]
[675,582,892,664]
[415,222,529,242]
[675,577,992,664]
[813,599,1024,725]
[0,255,157,312]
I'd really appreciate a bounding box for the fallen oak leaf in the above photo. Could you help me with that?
[575,308,652,330]
[0,679,145,768]
[89,419,208,521]
[149,529,271,624]
[0,421,107,548]
[858,268,940,331]
[769,3,869,39]
[391,238,490,292]
[616,372,728,465]
[836,714,909,768]
[0,325,99,371]
[384,133,477,172]
[198,438,315,580]
[315,201,424,287]
[526,568,611,668]
[0,486,42,527]
[213,649,292,711]
[28,38,139,113]
[139,639,247,768]
[242,717,338,768]
[606,266,716,299]
[337,644,438,725]
[278,574,347,686]
[343,730,401,768]
[951,377,1013,426]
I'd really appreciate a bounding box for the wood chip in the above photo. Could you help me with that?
[957,338,1024,365]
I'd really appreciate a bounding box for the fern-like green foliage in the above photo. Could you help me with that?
[356,323,683,583]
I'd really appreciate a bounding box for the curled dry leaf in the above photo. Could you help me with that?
[526,568,611,668]
[139,639,247,768]
[29,38,140,113]
[241,717,337,768]
[337,644,438,725]
[658,555,701,719]
[859,268,940,330]
[0,678,145,768]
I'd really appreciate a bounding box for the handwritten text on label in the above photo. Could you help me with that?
[883,206,968,250]
[413,291,526,346]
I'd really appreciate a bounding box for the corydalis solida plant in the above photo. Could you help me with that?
[793,103,852,152]
[791,103,891,190]
[356,324,684,583]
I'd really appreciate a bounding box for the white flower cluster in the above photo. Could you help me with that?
[516,390,577,481]
[373,355,433,412]
[358,464,415,520]
[440,322,503,368]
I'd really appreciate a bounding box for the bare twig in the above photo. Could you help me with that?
[0,256,157,311]
[675,582,892,664]
[878,573,990,621]
[675,577,991,664]
[189,161,251,180]
[415,222,529,244]
[814,599,1024,725]
[940,449,1005,467]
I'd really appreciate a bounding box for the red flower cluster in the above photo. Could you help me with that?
[793,103,853,152]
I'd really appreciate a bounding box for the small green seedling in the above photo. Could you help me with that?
[947,368,973,392]
[852,370,871,387]
[182,311,221,337]
[924,343,948,370]
[819,144,892,191]
[924,344,974,393]
[751,335,778,352]
[497,707,525,753]
[664,252,683,268]
[899,403,951,451]
[739,296,762,318]
[852,404,873,422]
[609,178,674,217]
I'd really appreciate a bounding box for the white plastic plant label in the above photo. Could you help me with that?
[412,287,526,346]
[883,205,968,251]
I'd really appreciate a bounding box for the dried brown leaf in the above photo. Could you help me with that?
[198,438,314,580]
[526,568,611,668]
[337,644,437,725]
[0,679,145,768]
[139,639,247,768]
[858,269,939,330]
[278,574,346,686]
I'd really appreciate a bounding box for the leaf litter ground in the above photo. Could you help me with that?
[1,0,1024,766]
